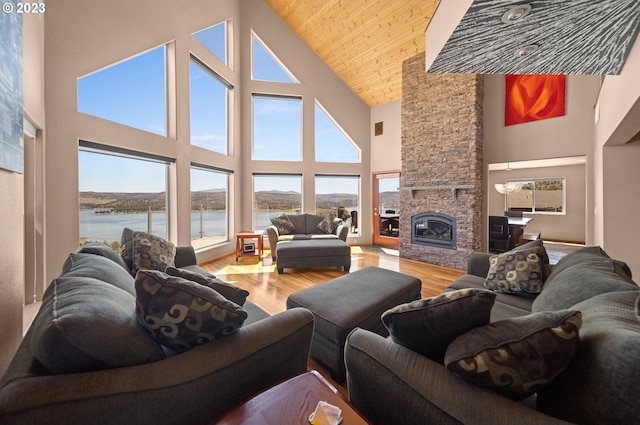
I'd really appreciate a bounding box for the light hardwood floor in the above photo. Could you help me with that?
[200,246,466,316]
[201,246,467,394]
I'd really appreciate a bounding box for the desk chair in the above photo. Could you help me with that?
[350,210,358,232]
[489,216,511,253]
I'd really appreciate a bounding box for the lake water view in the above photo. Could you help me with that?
[80,209,357,245]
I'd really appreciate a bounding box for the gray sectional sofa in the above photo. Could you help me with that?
[345,244,640,425]
[0,241,314,425]
[265,213,349,260]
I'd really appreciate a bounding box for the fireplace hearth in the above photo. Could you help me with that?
[411,212,456,250]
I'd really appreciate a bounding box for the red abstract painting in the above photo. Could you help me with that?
[505,74,566,126]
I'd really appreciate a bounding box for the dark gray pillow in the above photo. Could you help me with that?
[445,310,582,400]
[165,266,249,306]
[120,227,135,271]
[537,291,640,424]
[31,276,166,374]
[135,270,248,353]
[76,242,130,272]
[532,248,638,312]
[545,245,633,281]
[287,214,306,234]
[270,214,295,235]
[381,288,496,364]
[61,252,136,296]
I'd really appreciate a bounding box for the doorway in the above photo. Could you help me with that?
[372,171,400,248]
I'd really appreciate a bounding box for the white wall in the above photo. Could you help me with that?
[371,100,402,173]
[0,10,44,377]
[488,164,586,243]
[0,172,23,376]
[594,34,640,273]
[41,0,370,285]
[483,74,600,243]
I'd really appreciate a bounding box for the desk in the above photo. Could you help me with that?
[507,217,532,227]
[212,370,370,424]
[235,231,263,262]
[507,217,532,249]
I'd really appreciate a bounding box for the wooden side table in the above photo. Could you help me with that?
[235,231,263,262]
[212,370,370,424]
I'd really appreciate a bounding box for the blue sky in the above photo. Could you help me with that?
[77,23,359,194]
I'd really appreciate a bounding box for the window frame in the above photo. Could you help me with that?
[190,163,232,250]
[252,173,303,231]
[77,45,168,137]
[505,177,566,215]
[189,54,233,155]
[314,101,361,163]
[251,93,303,162]
[315,174,360,234]
[78,141,173,248]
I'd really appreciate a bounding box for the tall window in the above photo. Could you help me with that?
[251,33,296,83]
[252,94,302,161]
[78,145,170,251]
[253,174,302,231]
[315,102,360,163]
[315,175,360,233]
[192,21,228,65]
[506,178,566,214]
[190,56,231,154]
[78,46,166,136]
[191,166,230,249]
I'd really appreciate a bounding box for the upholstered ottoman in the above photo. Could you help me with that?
[276,239,351,274]
[286,266,421,382]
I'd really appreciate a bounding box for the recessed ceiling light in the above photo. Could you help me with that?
[515,44,539,57]
[502,4,532,24]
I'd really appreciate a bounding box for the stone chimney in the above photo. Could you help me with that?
[400,53,484,270]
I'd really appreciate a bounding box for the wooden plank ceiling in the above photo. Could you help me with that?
[266,0,440,107]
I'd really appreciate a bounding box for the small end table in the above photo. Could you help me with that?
[212,370,370,424]
[235,231,264,262]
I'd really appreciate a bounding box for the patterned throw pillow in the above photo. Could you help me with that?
[484,247,545,294]
[132,231,176,276]
[165,266,249,306]
[270,214,296,235]
[382,288,497,363]
[135,270,248,353]
[317,213,341,234]
[445,310,582,400]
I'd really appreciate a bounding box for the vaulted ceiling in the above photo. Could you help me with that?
[267,0,640,108]
[265,0,440,107]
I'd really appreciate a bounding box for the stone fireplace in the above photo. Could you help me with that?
[399,54,484,270]
[411,212,456,250]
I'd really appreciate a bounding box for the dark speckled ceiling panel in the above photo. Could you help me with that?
[427,0,640,74]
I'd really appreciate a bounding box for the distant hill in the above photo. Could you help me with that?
[79,189,389,212]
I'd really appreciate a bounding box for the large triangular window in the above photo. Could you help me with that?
[78,46,166,136]
[193,21,228,66]
[315,102,360,163]
[251,32,297,83]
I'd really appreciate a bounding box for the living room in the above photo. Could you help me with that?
[2,0,640,420]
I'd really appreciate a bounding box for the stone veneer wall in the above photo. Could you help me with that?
[400,53,484,270]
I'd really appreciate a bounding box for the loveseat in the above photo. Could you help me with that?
[345,242,640,425]
[0,233,314,425]
[265,213,349,260]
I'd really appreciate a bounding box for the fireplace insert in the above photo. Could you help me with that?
[411,212,456,249]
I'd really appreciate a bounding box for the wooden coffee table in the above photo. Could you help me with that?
[212,370,370,424]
